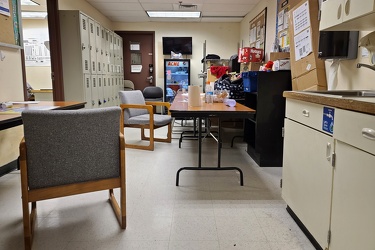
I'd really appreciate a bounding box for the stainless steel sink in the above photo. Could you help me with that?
[305,90,375,97]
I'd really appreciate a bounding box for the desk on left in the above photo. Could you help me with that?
[0,101,86,131]
[0,101,86,177]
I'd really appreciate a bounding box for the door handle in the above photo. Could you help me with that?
[326,142,331,162]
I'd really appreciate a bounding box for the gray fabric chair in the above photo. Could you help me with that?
[124,80,134,91]
[20,107,126,250]
[119,90,172,151]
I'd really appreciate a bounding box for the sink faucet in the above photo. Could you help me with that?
[357,63,375,71]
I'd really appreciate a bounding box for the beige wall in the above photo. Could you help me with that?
[113,22,240,89]
[0,47,24,101]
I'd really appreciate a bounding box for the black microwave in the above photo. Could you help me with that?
[318,31,359,60]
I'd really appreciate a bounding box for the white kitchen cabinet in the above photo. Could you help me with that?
[59,10,123,108]
[329,141,375,250]
[282,99,333,249]
[328,109,375,250]
[320,0,375,31]
[283,98,375,249]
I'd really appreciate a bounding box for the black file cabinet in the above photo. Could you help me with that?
[244,71,292,167]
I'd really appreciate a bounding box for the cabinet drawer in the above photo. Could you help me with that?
[334,109,375,155]
[286,99,330,133]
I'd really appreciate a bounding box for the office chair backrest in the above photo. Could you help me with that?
[143,86,163,100]
[21,107,121,189]
[119,90,148,123]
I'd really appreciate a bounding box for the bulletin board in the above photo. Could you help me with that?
[276,0,300,51]
[0,0,21,47]
[249,8,267,52]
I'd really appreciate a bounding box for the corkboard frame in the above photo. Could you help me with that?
[0,0,22,49]
[249,7,267,54]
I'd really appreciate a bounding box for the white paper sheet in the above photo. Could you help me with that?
[293,1,310,35]
[294,28,312,61]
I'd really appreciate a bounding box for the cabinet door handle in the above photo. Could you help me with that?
[362,128,375,140]
[302,109,309,117]
[344,0,350,16]
[326,142,331,162]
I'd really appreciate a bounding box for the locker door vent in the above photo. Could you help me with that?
[85,60,89,71]
[82,19,86,30]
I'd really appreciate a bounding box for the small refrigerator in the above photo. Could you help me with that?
[164,59,190,103]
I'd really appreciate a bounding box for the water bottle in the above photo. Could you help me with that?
[205,82,213,103]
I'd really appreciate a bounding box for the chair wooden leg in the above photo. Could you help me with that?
[22,199,36,250]
[109,189,126,229]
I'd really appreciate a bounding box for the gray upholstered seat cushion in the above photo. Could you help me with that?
[21,107,122,189]
[127,114,172,126]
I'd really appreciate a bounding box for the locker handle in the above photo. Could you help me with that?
[302,109,310,117]
[362,128,375,140]
[81,43,86,50]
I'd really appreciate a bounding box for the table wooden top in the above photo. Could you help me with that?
[0,101,86,130]
[170,93,255,118]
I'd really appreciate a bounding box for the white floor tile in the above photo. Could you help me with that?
[0,125,315,249]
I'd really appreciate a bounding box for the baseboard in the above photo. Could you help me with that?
[0,159,18,177]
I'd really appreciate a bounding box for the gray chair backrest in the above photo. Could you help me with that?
[119,90,149,123]
[124,80,134,90]
[21,107,121,189]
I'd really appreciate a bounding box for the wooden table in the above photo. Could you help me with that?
[170,93,256,186]
[0,101,86,131]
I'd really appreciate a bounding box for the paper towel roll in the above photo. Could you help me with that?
[188,86,201,107]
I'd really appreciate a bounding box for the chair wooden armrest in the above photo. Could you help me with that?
[120,103,154,114]
[145,101,171,115]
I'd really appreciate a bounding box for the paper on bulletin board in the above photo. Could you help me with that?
[279,30,289,48]
[131,65,142,73]
[293,1,310,35]
[294,28,312,61]
[0,0,10,16]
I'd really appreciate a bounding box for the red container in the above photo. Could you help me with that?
[238,47,263,63]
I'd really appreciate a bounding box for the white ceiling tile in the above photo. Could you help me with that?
[70,0,263,23]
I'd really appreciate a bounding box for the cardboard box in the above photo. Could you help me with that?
[240,62,262,72]
[273,59,291,71]
[291,68,327,91]
[288,0,326,79]
[238,47,263,63]
[270,52,290,61]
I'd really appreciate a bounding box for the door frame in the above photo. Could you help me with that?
[115,31,155,89]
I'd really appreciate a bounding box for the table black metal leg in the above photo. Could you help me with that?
[176,117,244,187]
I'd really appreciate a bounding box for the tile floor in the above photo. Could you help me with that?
[0,122,315,250]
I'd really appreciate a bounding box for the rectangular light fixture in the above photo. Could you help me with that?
[147,11,201,18]
[21,11,47,19]
[21,0,39,5]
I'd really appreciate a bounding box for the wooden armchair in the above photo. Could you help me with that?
[20,107,126,250]
[119,90,172,151]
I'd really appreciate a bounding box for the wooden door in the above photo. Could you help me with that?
[116,31,155,91]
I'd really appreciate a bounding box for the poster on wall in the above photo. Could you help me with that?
[23,27,51,66]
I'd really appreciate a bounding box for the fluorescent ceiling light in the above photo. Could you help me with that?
[22,11,47,19]
[21,0,39,5]
[147,11,201,18]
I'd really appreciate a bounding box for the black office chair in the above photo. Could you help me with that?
[143,86,164,114]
